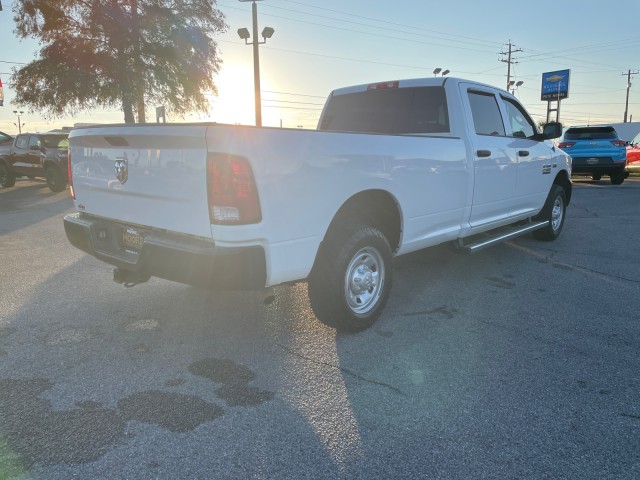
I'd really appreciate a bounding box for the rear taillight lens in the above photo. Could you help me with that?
[558,142,575,149]
[207,154,261,225]
[611,140,626,147]
[67,150,75,199]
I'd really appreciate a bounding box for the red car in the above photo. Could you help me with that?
[627,132,640,173]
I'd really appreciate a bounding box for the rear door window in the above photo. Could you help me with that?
[467,91,506,136]
[319,86,449,135]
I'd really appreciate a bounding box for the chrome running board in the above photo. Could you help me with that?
[462,220,549,254]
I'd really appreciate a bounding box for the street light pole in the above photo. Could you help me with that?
[13,110,24,134]
[251,1,261,127]
[238,0,274,127]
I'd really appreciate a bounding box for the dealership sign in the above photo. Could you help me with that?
[541,69,570,101]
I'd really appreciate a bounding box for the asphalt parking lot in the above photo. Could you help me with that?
[1,177,639,479]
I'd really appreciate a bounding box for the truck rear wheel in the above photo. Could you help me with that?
[46,166,66,192]
[0,163,16,188]
[610,172,625,185]
[308,224,392,332]
[533,184,566,241]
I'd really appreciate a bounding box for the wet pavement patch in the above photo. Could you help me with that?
[0,378,125,467]
[117,390,223,433]
[0,378,221,467]
[189,358,256,384]
[0,359,273,468]
[189,358,275,407]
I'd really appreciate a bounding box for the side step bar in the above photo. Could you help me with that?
[461,220,549,254]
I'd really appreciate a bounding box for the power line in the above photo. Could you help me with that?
[220,3,500,55]
[258,2,500,50]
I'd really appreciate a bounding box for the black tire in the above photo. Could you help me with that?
[591,174,601,181]
[0,162,16,188]
[308,224,393,332]
[610,172,625,185]
[533,184,566,241]
[45,166,67,192]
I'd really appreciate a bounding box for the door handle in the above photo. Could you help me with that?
[476,150,491,157]
[518,150,530,157]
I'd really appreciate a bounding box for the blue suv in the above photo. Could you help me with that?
[559,126,627,185]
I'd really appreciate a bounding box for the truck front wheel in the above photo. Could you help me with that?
[533,184,566,241]
[308,224,393,332]
[0,163,16,188]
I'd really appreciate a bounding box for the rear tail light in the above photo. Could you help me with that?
[611,140,626,147]
[67,150,75,199]
[207,154,261,225]
[558,142,575,149]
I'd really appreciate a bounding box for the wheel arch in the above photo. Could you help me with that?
[322,189,402,254]
[554,170,572,205]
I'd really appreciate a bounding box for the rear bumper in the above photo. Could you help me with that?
[63,213,267,290]
[571,158,626,175]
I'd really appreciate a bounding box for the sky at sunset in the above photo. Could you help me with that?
[1,0,639,134]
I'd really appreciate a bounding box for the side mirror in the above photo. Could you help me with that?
[29,144,41,151]
[542,122,562,140]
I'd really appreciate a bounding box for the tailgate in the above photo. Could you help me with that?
[69,125,212,238]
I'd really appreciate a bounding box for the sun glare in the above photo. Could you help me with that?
[208,63,271,126]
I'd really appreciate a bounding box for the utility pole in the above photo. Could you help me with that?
[499,40,522,90]
[622,69,638,123]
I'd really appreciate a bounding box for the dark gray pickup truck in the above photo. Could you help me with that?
[0,132,69,192]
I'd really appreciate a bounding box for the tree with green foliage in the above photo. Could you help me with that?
[10,0,227,123]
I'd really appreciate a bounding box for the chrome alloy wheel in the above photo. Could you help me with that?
[344,246,385,315]
[551,194,564,232]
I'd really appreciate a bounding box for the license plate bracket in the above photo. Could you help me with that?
[120,226,144,251]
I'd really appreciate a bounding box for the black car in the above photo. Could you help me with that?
[558,126,627,185]
[0,132,69,191]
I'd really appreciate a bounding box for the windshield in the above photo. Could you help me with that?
[319,86,450,135]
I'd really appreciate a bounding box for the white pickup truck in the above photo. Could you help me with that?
[64,77,571,331]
